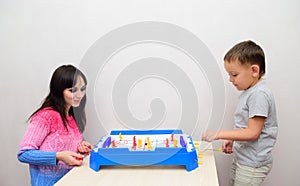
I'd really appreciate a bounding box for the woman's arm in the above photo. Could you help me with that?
[17,149,57,166]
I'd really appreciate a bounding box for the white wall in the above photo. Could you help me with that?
[1,0,299,185]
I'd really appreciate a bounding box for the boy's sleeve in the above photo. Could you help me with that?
[248,91,270,118]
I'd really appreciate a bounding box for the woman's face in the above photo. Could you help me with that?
[63,75,86,110]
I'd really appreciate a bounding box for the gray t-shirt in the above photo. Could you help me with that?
[233,80,278,167]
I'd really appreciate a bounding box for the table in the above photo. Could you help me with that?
[55,141,219,186]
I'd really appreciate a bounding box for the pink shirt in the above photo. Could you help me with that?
[20,107,83,168]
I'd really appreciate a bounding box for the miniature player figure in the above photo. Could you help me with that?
[166,138,169,148]
[173,139,178,147]
[146,137,152,150]
[119,132,123,141]
[132,136,137,150]
[111,140,117,148]
[138,139,143,148]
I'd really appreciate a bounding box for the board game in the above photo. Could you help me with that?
[90,129,198,172]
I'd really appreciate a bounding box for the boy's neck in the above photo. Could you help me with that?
[247,78,263,90]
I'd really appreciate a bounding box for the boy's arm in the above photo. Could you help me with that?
[217,116,265,141]
[202,116,265,142]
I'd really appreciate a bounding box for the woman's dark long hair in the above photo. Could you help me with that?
[29,65,87,133]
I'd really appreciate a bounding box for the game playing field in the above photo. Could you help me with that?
[90,129,198,172]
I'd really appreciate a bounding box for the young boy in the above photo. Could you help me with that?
[202,40,278,186]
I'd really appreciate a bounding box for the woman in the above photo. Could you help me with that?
[18,65,92,186]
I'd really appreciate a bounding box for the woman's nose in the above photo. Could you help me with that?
[75,91,85,98]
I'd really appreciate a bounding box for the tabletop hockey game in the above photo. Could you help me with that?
[90,129,198,172]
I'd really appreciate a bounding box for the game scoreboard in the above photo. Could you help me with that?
[90,129,198,172]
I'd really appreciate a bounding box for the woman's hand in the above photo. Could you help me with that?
[56,151,84,166]
[77,141,92,155]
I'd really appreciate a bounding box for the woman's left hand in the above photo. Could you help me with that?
[77,141,92,155]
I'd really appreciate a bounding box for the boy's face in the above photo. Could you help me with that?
[224,60,260,91]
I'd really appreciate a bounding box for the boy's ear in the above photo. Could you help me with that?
[251,65,260,77]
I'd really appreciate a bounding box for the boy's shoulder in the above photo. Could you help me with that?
[254,80,273,95]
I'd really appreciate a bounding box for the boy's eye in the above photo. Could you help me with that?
[229,73,237,77]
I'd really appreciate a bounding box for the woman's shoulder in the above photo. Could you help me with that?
[31,107,61,121]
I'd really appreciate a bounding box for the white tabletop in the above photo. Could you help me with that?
[55,141,219,186]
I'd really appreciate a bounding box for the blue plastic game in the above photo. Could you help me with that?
[90,129,198,172]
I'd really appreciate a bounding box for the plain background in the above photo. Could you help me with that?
[1,0,299,185]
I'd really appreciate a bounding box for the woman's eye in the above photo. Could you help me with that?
[69,88,77,93]
[80,86,86,91]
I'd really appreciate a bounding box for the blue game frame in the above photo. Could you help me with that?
[90,129,198,172]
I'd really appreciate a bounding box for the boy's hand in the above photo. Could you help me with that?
[222,140,233,154]
[202,130,219,142]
